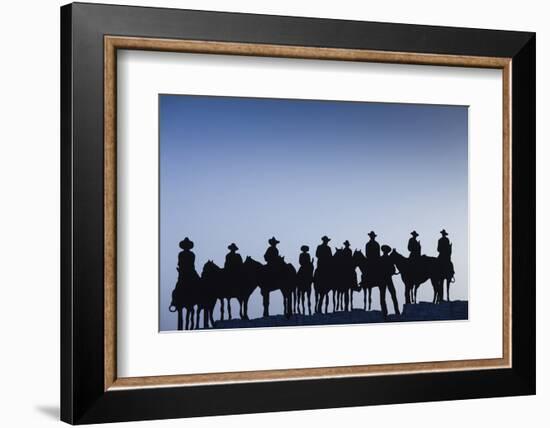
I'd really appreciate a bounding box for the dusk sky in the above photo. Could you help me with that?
[159,94,468,332]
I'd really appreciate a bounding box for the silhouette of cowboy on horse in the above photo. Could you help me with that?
[408,230,421,259]
[168,228,458,330]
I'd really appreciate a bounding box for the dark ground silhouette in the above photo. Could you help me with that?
[209,300,468,330]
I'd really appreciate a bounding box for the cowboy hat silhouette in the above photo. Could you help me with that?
[321,235,331,243]
[301,245,309,252]
[227,243,239,251]
[381,244,392,255]
[343,240,351,247]
[440,229,449,236]
[179,237,194,250]
[410,230,419,237]
[368,231,377,238]
[268,237,280,245]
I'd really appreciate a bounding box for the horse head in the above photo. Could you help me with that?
[202,260,220,276]
[244,256,263,271]
[352,249,365,261]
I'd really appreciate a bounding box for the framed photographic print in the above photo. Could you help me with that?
[60,2,535,424]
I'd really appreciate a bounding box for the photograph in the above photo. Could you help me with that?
[160,95,469,331]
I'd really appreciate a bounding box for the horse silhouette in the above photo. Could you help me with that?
[296,252,314,315]
[246,257,296,319]
[196,261,220,328]
[352,249,378,310]
[352,249,400,317]
[390,249,445,304]
[437,243,455,301]
[200,259,259,324]
[331,248,357,312]
[169,267,201,330]
[313,258,332,314]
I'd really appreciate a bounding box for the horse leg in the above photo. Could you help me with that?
[404,284,411,305]
[196,308,200,329]
[379,284,388,318]
[209,309,215,327]
[287,292,293,318]
[368,288,372,311]
[185,309,190,330]
[344,289,350,311]
[307,291,311,315]
[446,279,450,302]
[332,291,336,312]
[363,288,367,310]
[262,291,270,317]
[243,298,249,320]
[314,292,319,313]
[227,298,232,320]
[388,280,400,315]
[204,309,209,329]
[220,298,225,321]
[177,309,183,331]
[325,293,329,313]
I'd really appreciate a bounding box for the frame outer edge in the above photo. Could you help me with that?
[510,33,536,392]
[64,3,536,423]
[60,3,75,424]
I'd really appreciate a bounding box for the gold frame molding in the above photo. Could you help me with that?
[104,36,512,391]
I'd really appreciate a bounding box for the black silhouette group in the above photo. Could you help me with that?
[169,230,455,330]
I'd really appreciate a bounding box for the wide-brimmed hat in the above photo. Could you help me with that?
[343,240,350,247]
[321,235,331,242]
[227,243,239,251]
[440,229,449,236]
[410,230,419,237]
[268,236,280,245]
[381,244,391,254]
[179,237,194,250]
[368,231,377,238]
[301,245,309,252]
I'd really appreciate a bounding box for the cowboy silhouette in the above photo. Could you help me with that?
[342,240,352,258]
[365,231,380,259]
[380,244,400,316]
[297,245,315,315]
[315,236,332,268]
[177,237,197,277]
[224,242,243,270]
[437,229,452,260]
[408,230,421,258]
[264,236,282,265]
[299,245,313,267]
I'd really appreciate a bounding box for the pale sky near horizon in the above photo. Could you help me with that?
[159,94,468,331]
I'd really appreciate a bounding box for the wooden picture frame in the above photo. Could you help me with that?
[61,2,535,424]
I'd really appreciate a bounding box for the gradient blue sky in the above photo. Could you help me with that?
[159,95,468,331]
